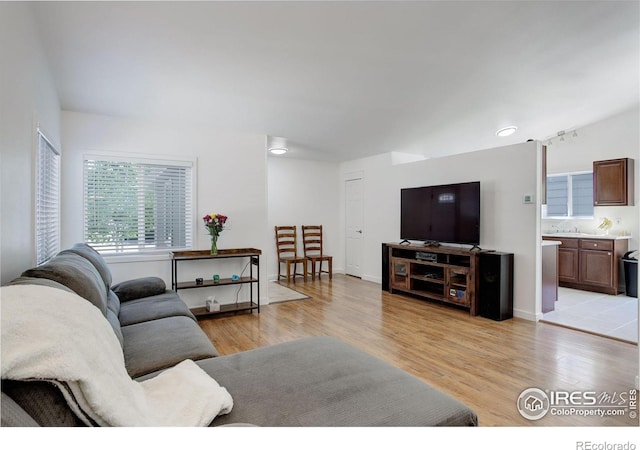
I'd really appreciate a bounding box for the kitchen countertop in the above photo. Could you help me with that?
[542,233,631,240]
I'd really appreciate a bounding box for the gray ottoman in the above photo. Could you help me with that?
[192,336,478,427]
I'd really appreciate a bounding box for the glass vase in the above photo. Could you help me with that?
[210,234,218,255]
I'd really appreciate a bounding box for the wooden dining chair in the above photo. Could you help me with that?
[275,226,307,283]
[302,225,333,280]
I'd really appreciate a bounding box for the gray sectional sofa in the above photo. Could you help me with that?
[1,243,478,427]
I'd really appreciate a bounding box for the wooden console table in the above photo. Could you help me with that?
[170,248,261,318]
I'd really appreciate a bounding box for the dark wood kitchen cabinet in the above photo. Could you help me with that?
[542,241,560,313]
[580,249,614,289]
[593,158,634,206]
[552,237,628,295]
[558,246,579,284]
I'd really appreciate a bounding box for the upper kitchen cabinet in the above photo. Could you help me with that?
[593,158,634,206]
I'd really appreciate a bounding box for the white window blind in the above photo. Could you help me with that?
[546,175,569,217]
[544,172,594,218]
[571,173,594,217]
[83,155,193,254]
[35,130,61,265]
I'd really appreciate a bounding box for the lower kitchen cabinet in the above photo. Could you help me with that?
[548,236,629,295]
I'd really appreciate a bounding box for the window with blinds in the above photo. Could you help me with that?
[83,155,193,254]
[544,172,594,218]
[35,130,61,265]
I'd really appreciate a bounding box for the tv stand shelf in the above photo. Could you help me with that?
[385,243,480,315]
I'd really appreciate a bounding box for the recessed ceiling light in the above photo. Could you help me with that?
[269,147,287,155]
[496,126,518,137]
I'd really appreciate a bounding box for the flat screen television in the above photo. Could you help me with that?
[400,181,480,245]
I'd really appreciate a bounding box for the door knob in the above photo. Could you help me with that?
[356,229,363,233]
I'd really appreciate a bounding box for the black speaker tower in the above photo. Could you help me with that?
[479,252,514,321]
[381,243,390,291]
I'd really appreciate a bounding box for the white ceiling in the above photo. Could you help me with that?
[31,1,639,161]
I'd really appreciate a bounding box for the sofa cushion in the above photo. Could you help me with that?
[9,277,123,349]
[60,243,112,292]
[20,253,108,316]
[103,291,123,346]
[9,276,76,294]
[107,290,121,316]
[1,381,84,427]
[121,316,219,378]
[118,291,196,326]
[1,391,40,427]
[105,309,124,348]
[112,276,167,302]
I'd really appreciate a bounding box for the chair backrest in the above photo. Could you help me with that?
[302,225,323,257]
[275,226,299,258]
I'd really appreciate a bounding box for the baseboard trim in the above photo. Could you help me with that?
[513,308,540,322]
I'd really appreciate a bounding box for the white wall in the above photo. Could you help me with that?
[0,2,61,284]
[340,141,541,320]
[542,106,640,250]
[61,112,269,308]
[267,157,341,280]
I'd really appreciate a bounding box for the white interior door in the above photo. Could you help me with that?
[345,178,363,278]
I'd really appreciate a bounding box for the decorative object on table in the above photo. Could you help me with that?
[598,217,613,234]
[213,274,220,283]
[195,277,203,285]
[203,213,228,255]
[231,274,240,281]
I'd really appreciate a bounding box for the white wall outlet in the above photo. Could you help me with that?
[523,194,534,204]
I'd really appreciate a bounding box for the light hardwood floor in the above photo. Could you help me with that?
[198,274,639,427]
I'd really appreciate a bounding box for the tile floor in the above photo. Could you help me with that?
[541,287,638,343]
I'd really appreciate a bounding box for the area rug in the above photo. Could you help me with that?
[268,281,310,304]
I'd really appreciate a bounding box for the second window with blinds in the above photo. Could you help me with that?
[544,171,594,219]
[83,154,194,255]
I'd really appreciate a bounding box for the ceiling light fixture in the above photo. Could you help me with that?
[543,128,579,146]
[267,135,288,155]
[496,126,518,137]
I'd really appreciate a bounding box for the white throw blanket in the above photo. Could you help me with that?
[1,284,233,426]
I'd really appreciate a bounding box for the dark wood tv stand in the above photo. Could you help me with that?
[384,243,481,316]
